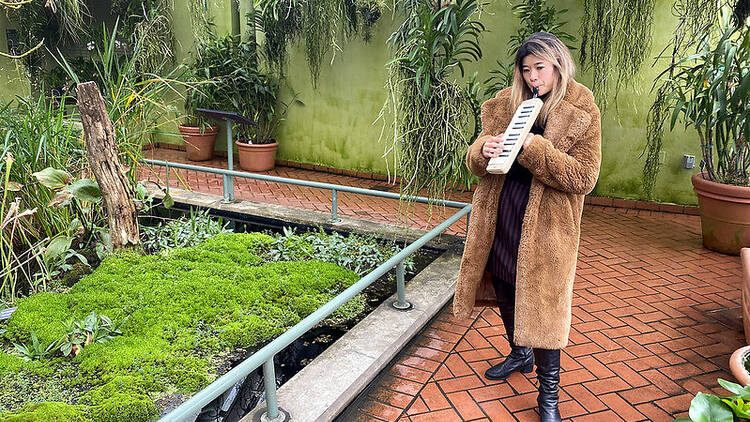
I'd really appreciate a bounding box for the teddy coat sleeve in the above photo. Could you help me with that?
[466,135,491,177]
[517,111,602,195]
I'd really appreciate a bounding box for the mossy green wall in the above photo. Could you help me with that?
[0,14,31,100]
[0,0,703,204]
[275,0,700,204]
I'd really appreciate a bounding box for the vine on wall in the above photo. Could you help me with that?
[253,0,384,86]
[579,0,655,107]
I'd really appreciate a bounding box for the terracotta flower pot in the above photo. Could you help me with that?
[742,249,750,344]
[236,141,278,172]
[730,345,750,386]
[691,173,750,255]
[179,125,219,162]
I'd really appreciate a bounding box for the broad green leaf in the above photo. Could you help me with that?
[32,167,71,190]
[5,181,22,192]
[718,378,750,399]
[163,192,174,209]
[688,392,733,422]
[45,236,73,261]
[65,179,101,203]
[49,190,73,208]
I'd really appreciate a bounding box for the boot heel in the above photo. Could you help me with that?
[521,362,534,373]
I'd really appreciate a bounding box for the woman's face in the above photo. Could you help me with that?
[521,54,557,97]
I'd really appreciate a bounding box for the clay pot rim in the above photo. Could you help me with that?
[178,125,220,135]
[692,172,750,201]
[236,140,279,148]
[730,345,750,386]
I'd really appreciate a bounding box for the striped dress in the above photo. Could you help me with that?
[487,124,544,286]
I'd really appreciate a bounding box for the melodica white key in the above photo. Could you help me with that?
[486,91,543,175]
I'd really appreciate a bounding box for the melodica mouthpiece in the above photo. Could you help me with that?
[532,87,539,98]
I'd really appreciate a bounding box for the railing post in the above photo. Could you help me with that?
[465,210,470,237]
[223,120,235,203]
[391,260,411,311]
[330,189,341,223]
[261,358,287,422]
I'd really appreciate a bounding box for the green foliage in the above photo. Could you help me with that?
[187,35,283,143]
[644,6,749,196]
[673,379,750,422]
[12,331,57,362]
[0,402,89,422]
[384,0,484,203]
[59,312,127,358]
[111,0,176,75]
[0,233,365,418]
[56,20,186,183]
[484,0,576,98]
[140,208,232,253]
[264,227,415,276]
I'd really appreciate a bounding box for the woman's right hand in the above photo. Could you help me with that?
[482,134,505,159]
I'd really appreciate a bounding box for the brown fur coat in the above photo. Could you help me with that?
[453,80,601,349]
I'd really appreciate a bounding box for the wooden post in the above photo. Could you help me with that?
[76,81,140,250]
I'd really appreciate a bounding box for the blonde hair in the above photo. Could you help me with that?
[510,32,576,126]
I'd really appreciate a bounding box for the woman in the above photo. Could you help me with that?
[453,32,601,422]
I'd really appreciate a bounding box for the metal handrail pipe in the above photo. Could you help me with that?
[158,204,471,421]
[144,159,470,209]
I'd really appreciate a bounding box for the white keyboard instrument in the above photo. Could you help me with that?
[486,93,543,175]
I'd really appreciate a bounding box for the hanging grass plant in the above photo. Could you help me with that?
[254,0,385,86]
[579,0,655,107]
[382,0,484,203]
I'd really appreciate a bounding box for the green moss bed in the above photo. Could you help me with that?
[0,233,366,421]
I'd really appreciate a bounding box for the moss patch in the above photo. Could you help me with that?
[0,233,363,421]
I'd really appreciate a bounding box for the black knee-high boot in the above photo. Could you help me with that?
[533,348,562,422]
[485,280,534,380]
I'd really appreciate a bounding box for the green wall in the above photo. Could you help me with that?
[0,0,704,205]
[274,0,700,205]
[0,14,31,100]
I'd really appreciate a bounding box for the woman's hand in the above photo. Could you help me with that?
[523,133,535,148]
[482,134,505,159]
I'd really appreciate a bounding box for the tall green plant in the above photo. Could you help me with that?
[383,0,484,202]
[644,9,749,192]
[57,21,188,184]
[642,0,742,197]
[483,0,576,98]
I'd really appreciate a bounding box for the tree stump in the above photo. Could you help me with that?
[76,81,140,250]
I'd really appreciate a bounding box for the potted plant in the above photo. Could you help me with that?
[658,10,749,255]
[206,34,286,172]
[233,70,283,172]
[179,82,219,162]
[673,379,750,421]
[737,248,750,375]
[178,38,243,162]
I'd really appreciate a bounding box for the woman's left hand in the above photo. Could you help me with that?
[523,133,535,148]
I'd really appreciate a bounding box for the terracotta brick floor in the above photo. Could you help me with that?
[140,149,744,422]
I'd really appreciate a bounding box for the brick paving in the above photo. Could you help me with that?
[140,149,744,422]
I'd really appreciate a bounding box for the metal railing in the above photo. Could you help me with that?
[144,159,470,422]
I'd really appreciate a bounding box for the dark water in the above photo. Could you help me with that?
[149,203,443,421]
